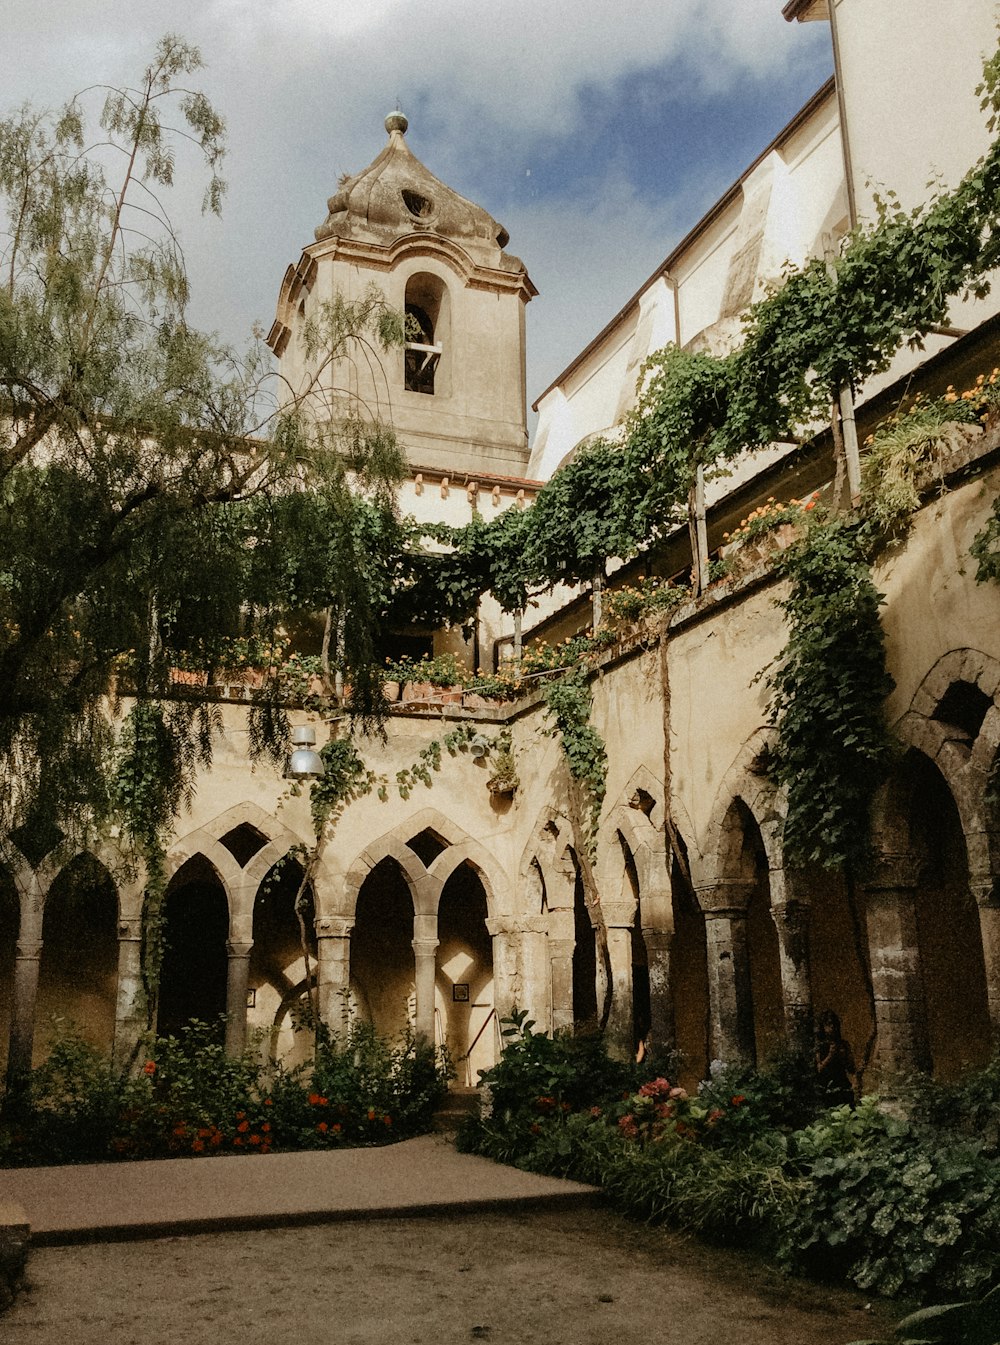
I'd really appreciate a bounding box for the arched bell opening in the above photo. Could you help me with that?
[158,856,229,1042]
[250,854,316,1068]
[350,857,415,1039]
[435,863,494,1084]
[404,273,450,397]
[37,854,117,1062]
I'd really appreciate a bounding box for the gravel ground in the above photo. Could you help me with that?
[5,1207,896,1345]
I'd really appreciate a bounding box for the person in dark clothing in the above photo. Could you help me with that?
[815,1009,856,1107]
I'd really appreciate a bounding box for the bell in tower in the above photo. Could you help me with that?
[268,111,537,480]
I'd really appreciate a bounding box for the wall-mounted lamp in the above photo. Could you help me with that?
[286,724,325,779]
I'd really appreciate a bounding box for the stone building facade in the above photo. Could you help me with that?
[3,2,1000,1093]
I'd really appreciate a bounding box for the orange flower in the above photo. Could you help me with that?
[249,1134,262,1147]
[264,1097,273,1107]
[367,1109,376,1121]
[233,1136,244,1147]
[261,1122,271,1133]
[731,1094,746,1107]
[191,1140,205,1153]
[143,1060,156,1076]
[332,1123,342,1133]
[237,1120,250,1133]
[316,1121,329,1134]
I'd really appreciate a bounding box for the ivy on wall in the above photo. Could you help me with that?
[766,516,895,870]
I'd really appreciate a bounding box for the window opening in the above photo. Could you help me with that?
[405,302,441,394]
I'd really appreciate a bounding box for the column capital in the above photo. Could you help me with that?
[15,939,42,961]
[411,937,439,956]
[315,915,354,939]
[861,853,919,892]
[697,881,755,916]
[601,900,637,929]
[770,896,812,928]
[226,940,254,960]
[970,877,999,909]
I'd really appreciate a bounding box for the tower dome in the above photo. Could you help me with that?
[315,112,512,258]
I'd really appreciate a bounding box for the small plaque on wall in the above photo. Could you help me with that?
[452,984,470,1002]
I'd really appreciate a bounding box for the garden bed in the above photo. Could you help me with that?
[459,1016,1000,1309]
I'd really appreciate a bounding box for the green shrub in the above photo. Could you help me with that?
[779,1099,1000,1299]
[0,1018,451,1166]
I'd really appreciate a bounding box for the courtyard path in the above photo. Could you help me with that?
[5,1206,895,1345]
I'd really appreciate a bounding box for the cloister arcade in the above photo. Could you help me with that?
[2,644,999,1093]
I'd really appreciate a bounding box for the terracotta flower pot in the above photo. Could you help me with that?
[382,680,401,703]
[402,680,434,702]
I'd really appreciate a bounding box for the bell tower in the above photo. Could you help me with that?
[268,112,536,479]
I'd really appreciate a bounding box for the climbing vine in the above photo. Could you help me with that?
[765,515,896,870]
[541,668,608,853]
[390,723,487,800]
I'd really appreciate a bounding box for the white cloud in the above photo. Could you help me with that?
[2,0,831,431]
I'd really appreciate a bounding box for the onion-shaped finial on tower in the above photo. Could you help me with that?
[385,109,408,136]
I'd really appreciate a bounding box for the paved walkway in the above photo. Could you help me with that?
[2,1135,598,1245]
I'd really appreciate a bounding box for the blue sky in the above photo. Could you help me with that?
[4,1,832,419]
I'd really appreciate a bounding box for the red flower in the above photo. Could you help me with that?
[332,1123,342,1133]
[263,1097,273,1107]
[191,1139,205,1153]
[731,1095,746,1107]
[261,1122,271,1133]
[237,1120,250,1133]
[309,1093,329,1107]
[236,1110,247,1121]
[249,1134,262,1147]
[530,1123,542,1135]
[172,1124,187,1137]
[233,1137,244,1147]
[383,1115,392,1127]
[367,1109,376,1121]
[143,1060,156,1076]
[317,1122,329,1134]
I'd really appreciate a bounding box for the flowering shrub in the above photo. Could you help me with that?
[943,367,1000,423]
[0,1020,451,1166]
[860,391,983,537]
[723,494,818,550]
[382,652,470,687]
[460,1028,1000,1305]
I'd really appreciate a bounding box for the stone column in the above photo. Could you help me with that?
[602,900,637,1058]
[862,857,930,1081]
[546,909,575,1035]
[769,870,814,1057]
[698,882,755,1066]
[6,927,42,1086]
[224,941,253,1057]
[112,916,147,1070]
[643,928,676,1053]
[484,919,514,1025]
[412,912,439,1045]
[972,878,1000,1046]
[315,915,354,1040]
